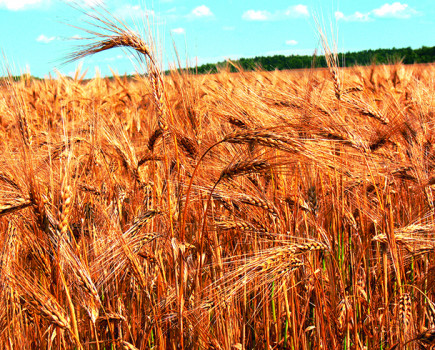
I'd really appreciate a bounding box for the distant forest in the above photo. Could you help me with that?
[191,45,435,74]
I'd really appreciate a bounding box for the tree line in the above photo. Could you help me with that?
[190,45,435,74]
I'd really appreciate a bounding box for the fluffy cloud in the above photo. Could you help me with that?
[286,40,298,46]
[242,9,271,21]
[0,0,42,10]
[36,34,57,44]
[190,5,213,18]
[285,5,309,17]
[372,2,417,18]
[336,2,417,22]
[335,10,371,22]
[171,27,185,35]
[242,5,309,21]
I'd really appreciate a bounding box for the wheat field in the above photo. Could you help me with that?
[1,10,435,350]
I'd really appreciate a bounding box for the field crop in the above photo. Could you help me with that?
[1,10,435,350]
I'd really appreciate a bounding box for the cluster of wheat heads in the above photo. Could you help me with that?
[1,9,435,350]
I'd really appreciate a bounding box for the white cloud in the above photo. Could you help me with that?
[286,40,298,46]
[171,27,185,35]
[242,5,309,21]
[285,5,309,17]
[0,0,42,10]
[242,10,271,21]
[336,3,417,22]
[335,10,371,22]
[36,34,57,44]
[223,26,235,31]
[191,5,213,18]
[335,11,345,20]
[372,2,417,18]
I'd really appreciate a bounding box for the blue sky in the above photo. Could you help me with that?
[0,0,433,78]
